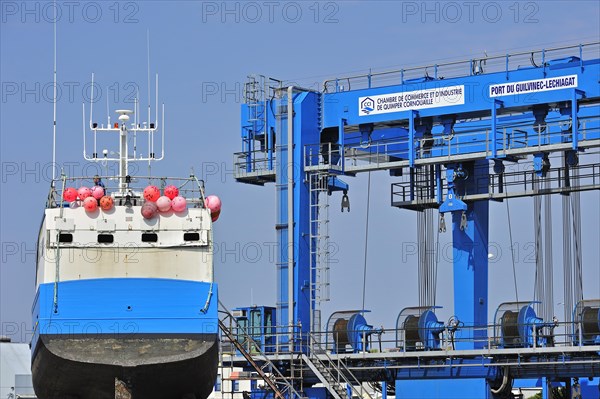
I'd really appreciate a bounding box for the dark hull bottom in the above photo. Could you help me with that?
[32,334,218,399]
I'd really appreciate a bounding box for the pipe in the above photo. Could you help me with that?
[490,366,509,395]
[344,358,600,371]
[287,86,295,343]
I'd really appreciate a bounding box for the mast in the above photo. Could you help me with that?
[116,110,133,194]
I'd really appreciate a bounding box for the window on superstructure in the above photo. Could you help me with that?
[142,233,158,242]
[264,312,273,337]
[236,318,248,347]
[58,233,73,243]
[184,232,200,241]
[98,234,114,244]
[250,310,261,338]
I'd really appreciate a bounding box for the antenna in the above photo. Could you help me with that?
[147,29,151,129]
[89,73,94,128]
[51,0,57,181]
[134,90,138,159]
[155,74,159,126]
[159,102,165,160]
[81,32,165,182]
[106,85,111,126]
[147,29,152,175]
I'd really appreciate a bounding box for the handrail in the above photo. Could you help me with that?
[219,319,287,399]
[45,174,208,209]
[308,332,374,399]
[218,301,304,399]
[323,42,600,92]
[304,116,600,174]
[217,316,596,352]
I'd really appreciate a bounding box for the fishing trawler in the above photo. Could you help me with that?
[31,88,221,398]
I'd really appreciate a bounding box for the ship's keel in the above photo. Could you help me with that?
[32,334,218,399]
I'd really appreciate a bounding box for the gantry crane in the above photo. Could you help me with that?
[229,43,600,399]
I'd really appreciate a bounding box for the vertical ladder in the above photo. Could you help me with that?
[243,76,262,165]
[309,171,331,333]
[244,77,266,134]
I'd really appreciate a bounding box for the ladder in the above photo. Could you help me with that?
[218,304,304,399]
[308,171,331,333]
[304,334,375,399]
[243,76,266,163]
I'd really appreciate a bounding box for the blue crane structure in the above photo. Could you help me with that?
[228,43,600,399]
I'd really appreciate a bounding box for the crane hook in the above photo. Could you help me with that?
[341,190,350,212]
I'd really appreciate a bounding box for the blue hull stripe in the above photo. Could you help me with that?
[32,278,218,351]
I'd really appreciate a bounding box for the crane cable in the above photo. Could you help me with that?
[361,172,371,312]
[433,208,440,306]
[533,177,544,314]
[571,167,584,302]
[544,178,554,322]
[505,199,519,303]
[562,189,573,326]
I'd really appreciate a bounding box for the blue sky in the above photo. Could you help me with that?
[1,1,599,343]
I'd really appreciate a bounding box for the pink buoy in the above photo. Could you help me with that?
[205,195,222,221]
[63,187,78,202]
[171,196,187,212]
[205,195,221,212]
[156,196,172,212]
[143,185,160,202]
[164,185,179,200]
[78,186,92,200]
[141,202,158,219]
[83,196,98,212]
[91,185,105,200]
[99,195,114,211]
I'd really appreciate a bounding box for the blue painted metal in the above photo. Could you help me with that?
[322,59,599,128]
[347,313,381,353]
[339,118,346,172]
[235,45,600,398]
[439,165,467,214]
[418,309,445,350]
[327,176,349,193]
[275,90,321,350]
[408,111,417,167]
[303,387,328,399]
[572,89,585,150]
[31,279,218,353]
[232,306,277,353]
[327,311,381,353]
[490,100,503,159]
[396,377,491,399]
[517,305,556,348]
[451,160,489,350]
[494,302,558,348]
[572,302,600,345]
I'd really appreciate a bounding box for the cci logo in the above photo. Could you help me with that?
[360,97,374,115]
